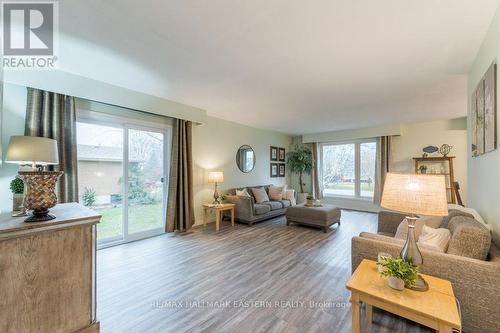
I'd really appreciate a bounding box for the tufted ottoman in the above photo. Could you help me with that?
[286,203,341,233]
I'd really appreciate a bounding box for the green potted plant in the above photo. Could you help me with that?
[10,176,24,212]
[377,256,419,291]
[286,144,313,204]
[419,165,427,174]
[306,194,314,205]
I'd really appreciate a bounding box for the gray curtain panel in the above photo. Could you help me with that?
[25,87,79,203]
[311,142,322,199]
[373,136,392,204]
[166,119,195,232]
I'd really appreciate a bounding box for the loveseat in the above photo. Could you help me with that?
[351,209,500,333]
[224,185,293,225]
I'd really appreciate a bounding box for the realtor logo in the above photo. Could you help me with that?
[2,1,58,68]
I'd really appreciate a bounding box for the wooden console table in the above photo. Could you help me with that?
[0,203,101,333]
[203,203,235,232]
[346,259,461,333]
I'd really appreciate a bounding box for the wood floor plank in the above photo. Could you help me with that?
[97,210,433,333]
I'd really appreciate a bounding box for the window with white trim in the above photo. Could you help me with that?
[320,139,377,198]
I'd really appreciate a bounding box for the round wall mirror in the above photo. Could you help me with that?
[236,145,256,173]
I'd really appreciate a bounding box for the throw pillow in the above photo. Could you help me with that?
[268,186,285,200]
[395,215,445,241]
[251,187,269,204]
[236,188,251,197]
[418,225,451,253]
[395,218,425,241]
[283,189,296,206]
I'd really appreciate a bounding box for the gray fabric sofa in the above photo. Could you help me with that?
[225,185,291,225]
[351,210,500,333]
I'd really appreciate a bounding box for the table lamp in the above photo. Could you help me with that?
[5,136,63,222]
[380,172,448,291]
[208,171,224,205]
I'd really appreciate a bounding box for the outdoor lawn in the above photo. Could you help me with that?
[94,203,163,240]
[324,182,374,197]
[325,182,374,191]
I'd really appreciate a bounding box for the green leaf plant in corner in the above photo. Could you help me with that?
[286,144,312,194]
[377,256,419,288]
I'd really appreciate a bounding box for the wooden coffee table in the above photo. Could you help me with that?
[202,203,235,232]
[346,259,461,333]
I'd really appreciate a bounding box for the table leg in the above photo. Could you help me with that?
[216,209,220,232]
[351,293,361,333]
[366,303,373,323]
[203,207,207,227]
[437,323,452,333]
[231,208,234,227]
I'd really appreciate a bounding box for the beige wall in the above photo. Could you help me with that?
[391,117,468,204]
[467,5,500,245]
[192,116,292,225]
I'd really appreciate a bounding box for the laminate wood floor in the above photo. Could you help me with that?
[97,210,433,333]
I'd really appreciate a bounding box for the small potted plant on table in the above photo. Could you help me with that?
[10,176,24,213]
[377,256,419,291]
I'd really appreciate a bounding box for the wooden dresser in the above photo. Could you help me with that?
[0,203,101,333]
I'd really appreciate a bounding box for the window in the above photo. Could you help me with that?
[320,139,377,199]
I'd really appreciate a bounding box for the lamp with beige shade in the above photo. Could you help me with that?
[5,136,63,222]
[381,173,448,291]
[208,171,224,205]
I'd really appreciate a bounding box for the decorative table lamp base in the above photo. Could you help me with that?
[18,171,63,223]
[411,275,429,292]
[401,216,429,292]
[25,209,57,222]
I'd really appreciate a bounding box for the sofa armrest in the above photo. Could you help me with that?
[225,195,254,220]
[351,236,500,333]
[378,210,406,235]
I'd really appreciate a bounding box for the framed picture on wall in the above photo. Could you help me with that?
[472,62,497,157]
[278,148,286,162]
[270,163,278,177]
[270,146,278,161]
[278,163,285,177]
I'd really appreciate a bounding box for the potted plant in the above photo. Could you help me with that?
[286,144,312,204]
[10,176,24,212]
[306,194,314,205]
[377,256,419,291]
[419,165,427,174]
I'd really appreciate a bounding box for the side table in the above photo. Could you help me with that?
[202,203,235,232]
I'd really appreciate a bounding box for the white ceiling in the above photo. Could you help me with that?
[58,0,499,134]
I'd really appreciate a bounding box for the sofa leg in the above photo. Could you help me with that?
[323,226,329,233]
[248,222,253,226]
[286,219,290,226]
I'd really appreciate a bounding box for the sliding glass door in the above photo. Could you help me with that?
[126,127,167,238]
[77,118,170,247]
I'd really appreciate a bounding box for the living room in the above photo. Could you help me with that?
[0,1,499,333]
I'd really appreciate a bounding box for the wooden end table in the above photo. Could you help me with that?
[202,203,235,232]
[346,259,461,333]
